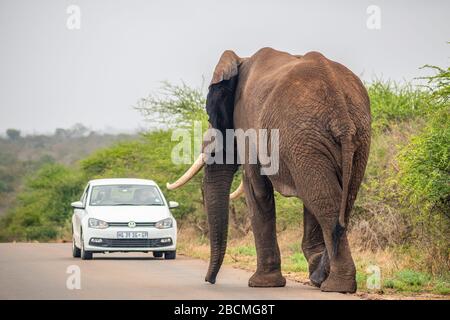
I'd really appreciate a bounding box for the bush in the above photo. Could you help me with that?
[368,81,431,132]
[397,65,450,215]
[80,131,205,221]
[397,108,449,214]
[134,81,208,128]
[350,67,449,276]
[0,163,84,241]
[393,66,450,274]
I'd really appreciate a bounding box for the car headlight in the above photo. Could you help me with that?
[155,218,173,229]
[88,218,109,229]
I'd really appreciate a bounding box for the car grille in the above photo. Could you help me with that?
[89,238,172,248]
[108,222,156,227]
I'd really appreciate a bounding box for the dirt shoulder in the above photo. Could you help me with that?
[177,228,450,300]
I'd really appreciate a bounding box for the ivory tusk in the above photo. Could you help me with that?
[229,180,244,200]
[166,153,205,190]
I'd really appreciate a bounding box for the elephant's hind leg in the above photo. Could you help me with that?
[300,168,357,293]
[243,167,286,287]
[302,207,328,287]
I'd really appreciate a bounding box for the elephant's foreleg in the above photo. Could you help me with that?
[302,206,328,286]
[243,167,286,287]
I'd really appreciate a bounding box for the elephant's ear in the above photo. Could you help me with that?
[206,50,242,135]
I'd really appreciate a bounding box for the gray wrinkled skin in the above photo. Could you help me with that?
[204,48,371,293]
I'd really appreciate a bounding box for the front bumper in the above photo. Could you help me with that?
[83,226,177,251]
[89,237,173,248]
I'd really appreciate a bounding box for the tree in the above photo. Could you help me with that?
[69,123,90,138]
[134,81,207,128]
[6,129,21,140]
[54,128,68,139]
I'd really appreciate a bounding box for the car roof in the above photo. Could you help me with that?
[88,178,158,187]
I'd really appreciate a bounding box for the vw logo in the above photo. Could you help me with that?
[128,221,136,228]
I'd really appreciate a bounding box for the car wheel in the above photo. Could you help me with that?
[80,231,93,260]
[72,235,81,258]
[164,251,176,260]
[153,251,163,258]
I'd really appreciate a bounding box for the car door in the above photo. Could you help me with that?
[73,184,89,244]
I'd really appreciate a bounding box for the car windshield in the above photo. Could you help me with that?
[89,185,164,206]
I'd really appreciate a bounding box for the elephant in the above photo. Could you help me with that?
[167,47,371,293]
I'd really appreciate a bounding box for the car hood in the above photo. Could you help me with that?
[86,205,171,223]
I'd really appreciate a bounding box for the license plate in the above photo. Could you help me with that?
[117,231,148,239]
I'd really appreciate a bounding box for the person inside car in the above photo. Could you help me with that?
[134,188,161,205]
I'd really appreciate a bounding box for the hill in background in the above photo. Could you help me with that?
[0,124,137,216]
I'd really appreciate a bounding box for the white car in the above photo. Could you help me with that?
[71,178,178,260]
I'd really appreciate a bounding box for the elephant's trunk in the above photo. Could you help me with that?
[204,163,237,284]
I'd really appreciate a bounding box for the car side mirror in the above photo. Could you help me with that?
[71,201,85,209]
[168,201,179,209]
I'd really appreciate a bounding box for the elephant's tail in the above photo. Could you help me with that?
[333,135,355,256]
[339,135,354,228]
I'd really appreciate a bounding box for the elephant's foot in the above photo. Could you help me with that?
[308,251,329,287]
[309,268,328,288]
[320,273,356,293]
[305,252,322,275]
[248,270,286,287]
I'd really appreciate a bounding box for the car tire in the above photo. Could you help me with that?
[72,235,81,258]
[164,251,176,260]
[153,251,163,258]
[80,230,93,260]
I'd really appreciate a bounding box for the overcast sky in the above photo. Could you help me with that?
[0,0,449,134]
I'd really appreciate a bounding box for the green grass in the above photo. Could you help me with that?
[355,267,450,295]
[228,245,257,256]
[433,279,450,295]
[382,269,450,294]
[383,269,431,292]
[283,251,309,273]
[356,271,368,290]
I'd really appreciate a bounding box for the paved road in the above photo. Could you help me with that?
[0,243,358,300]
